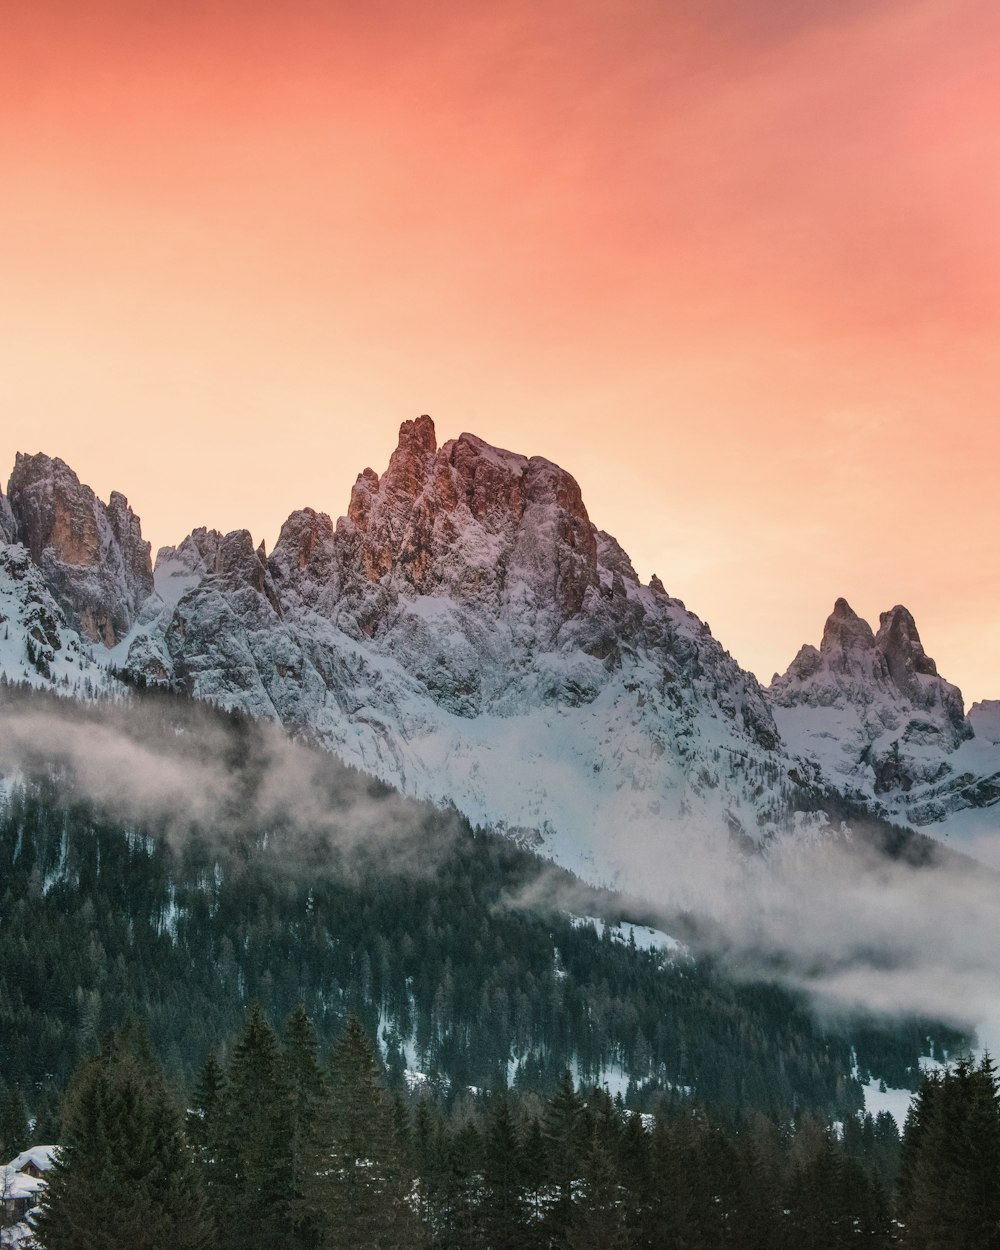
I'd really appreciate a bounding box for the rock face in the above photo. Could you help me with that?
[1,421,997,878]
[769,599,998,830]
[0,423,795,884]
[0,485,14,545]
[320,417,600,643]
[5,453,153,646]
[155,420,789,881]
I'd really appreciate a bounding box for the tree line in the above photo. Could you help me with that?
[26,1006,1000,1250]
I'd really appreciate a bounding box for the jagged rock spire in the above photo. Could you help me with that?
[6,452,153,645]
[820,597,875,653]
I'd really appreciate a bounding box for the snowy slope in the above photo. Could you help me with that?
[770,599,1000,855]
[1,420,997,884]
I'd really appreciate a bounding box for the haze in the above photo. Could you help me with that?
[2,0,998,700]
[4,697,998,1040]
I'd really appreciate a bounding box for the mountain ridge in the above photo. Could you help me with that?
[1,418,997,880]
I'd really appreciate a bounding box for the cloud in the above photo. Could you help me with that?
[1,688,998,1045]
[624,818,1000,1043]
[500,776,1000,1043]
[0,693,458,875]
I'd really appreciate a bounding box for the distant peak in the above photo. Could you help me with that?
[11,450,81,488]
[877,604,918,634]
[820,598,874,653]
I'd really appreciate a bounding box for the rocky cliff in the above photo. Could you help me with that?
[0,420,997,880]
[5,453,152,646]
[770,598,999,835]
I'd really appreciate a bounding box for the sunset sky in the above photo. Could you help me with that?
[2,0,998,701]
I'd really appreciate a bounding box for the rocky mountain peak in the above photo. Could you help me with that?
[820,597,876,654]
[0,483,13,545]
[769,597,974,817]
[6,451,152,645]
[8,452,100,568]
[399,412,438,457]
[268,508,337,612]
[876,604,939,681]
[2,424,994,868]
[333,418,599,628]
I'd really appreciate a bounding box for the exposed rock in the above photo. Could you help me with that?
[0,485,14,544]
[123,633,172,685]
[335,420,599,635]
[6,453,152,645]
[769,598,977,825]
[0,544,105,692]
[822,597,877,656]
[2,422,996,879]
[269,507,338,612]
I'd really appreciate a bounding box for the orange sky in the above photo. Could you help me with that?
[2,0,999,701]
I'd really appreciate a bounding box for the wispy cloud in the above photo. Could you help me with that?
[2,691,997,1042]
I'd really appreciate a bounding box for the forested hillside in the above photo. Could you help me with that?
[0,682,965,1143]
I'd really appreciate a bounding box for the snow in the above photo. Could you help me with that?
[570,916,688,958]
[5,1148,56,1177]
[1,1145,56,1249]
[3,436,999,902]
[152,552,203,608]
[0,1223,38,1249]
[969,700,1000,744]
[857,1057,952,1127]
[0,547,115,698]
[860,1077,913,1127]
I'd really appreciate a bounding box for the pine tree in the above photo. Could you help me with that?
[32,1028,212,1250]
[520,1115,549,1249]
[901,1055,1000,1250]
[0,1086,30,1159]
[617,1110,652,1248]
[435,1119,483,1250]
[481,1092,527,1250]
[566,1125,630,1250]
[284,1004,327,1250]
[186,1051,225,1166]
[302,1014,423,1250]
[212,1003,292,1250]
[541,1071,585,1247]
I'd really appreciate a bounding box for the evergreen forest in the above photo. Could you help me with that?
[0,681,987,1246]
[20,1008,1000,1250]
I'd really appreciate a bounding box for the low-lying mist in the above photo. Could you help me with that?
[0,687,463,878]
[1,684,997,1046]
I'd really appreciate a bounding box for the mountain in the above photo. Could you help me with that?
[6,450,152,647]
[0,419,997,880]
[770,598,1000,849]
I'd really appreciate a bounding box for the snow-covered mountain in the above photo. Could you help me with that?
[769,598,1000,850]
[0,418,997,881]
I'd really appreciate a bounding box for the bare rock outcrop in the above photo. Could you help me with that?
[770,598,977,818]
[6,453,153,645]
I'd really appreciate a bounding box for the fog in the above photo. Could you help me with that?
[1,690,998,1044]
[0,695,461,877]
[502,784,1000,1044]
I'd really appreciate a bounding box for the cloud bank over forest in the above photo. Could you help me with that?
[1,690,996,1043]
